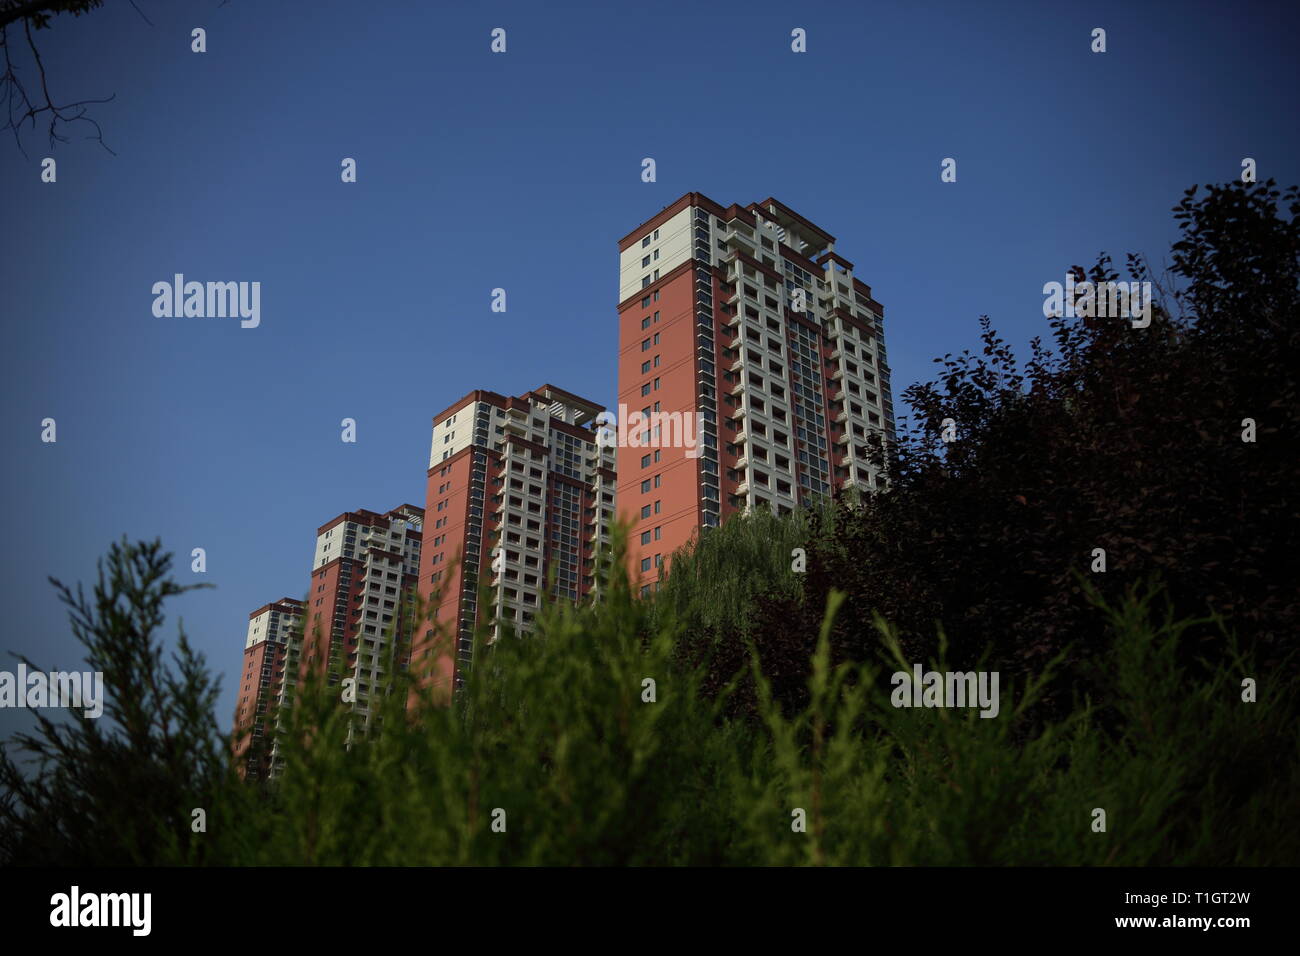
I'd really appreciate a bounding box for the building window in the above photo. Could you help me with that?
[641,505,652,519]
[641,338,651,351]
[641,454,651,468]
[641,479,650,493]
[641,558,652,572]
[642,255,651,268]
[653,355,661,368]
[641,383,651,397]
[641,317,650,330]
[641,360,651,373]
[640,531,651,545]
[642,235,651,248]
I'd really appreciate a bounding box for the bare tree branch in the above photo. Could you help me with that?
[126,0,151,27]
[1,17,115,155]
[0,1,225,156]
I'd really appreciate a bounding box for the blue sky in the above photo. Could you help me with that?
[1,0,1297,739]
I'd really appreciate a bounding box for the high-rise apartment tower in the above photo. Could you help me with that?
[232,597,303,779]
[616,193,895,593]
[411,385,616,703]
[296,505,424,742]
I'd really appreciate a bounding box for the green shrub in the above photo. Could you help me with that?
[3,534,1294,866]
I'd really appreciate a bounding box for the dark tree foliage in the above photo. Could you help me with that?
[0,1,103,31]
[718,181,1298,718]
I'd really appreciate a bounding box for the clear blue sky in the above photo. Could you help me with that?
[2,0,1297,739]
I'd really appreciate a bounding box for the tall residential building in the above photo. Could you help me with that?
[410,384,617,703]
[232,597,303,779]
[617,192,896,593]
[297,505,424,741]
